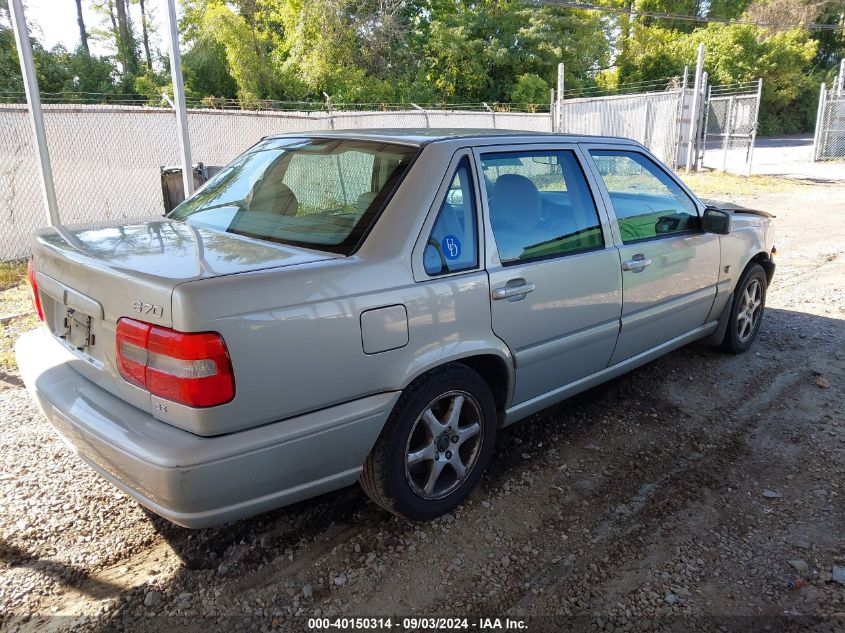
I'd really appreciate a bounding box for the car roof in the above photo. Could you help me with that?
[263,128,642,147]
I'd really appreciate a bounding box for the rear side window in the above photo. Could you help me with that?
[170,138,418,254]
[480,150,603,264]
[423,157,479,276]
[589,150,699,244]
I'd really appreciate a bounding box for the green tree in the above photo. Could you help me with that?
[75,0,90,55]
[90,0,140,77]
[616,22,819,133]
[182,37,237,100]
[0,24,24,97]
[421,0,609,103]
[132,0,153,68]
[510,73,550,105]
[181,0,276,102]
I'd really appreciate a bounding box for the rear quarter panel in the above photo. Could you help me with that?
[166,260,505,436]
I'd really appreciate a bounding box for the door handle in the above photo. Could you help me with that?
[621,255,652,272]
[492,282,536,300]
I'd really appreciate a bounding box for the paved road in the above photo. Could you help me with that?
[702,134,845,181]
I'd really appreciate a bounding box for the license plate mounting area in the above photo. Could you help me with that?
[60,308,95,352]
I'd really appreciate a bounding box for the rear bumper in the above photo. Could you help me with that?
[16,328,398,528]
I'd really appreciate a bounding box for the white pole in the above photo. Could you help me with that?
[838,58,845,96]
[165,0,193,197]
[695,71,708,170]
[685,43,705,172]
[9,0,59,227]
[549,88,555,132]
[813,83,827,161]
[556,62,564,133]
[836,57,845,97]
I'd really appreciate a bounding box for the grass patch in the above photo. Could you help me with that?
[0,269,38,377]
[674,170,811,198]
[0,260,28,292]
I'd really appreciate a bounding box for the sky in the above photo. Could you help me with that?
[22,0,165,58]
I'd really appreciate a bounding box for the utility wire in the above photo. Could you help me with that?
[529,0,844,31]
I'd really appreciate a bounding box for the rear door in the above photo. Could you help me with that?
[475,143,622,405]
[582,145,720,364]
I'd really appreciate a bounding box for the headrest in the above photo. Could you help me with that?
[249,179,298,216]
[356,191,379,214]
[490,174,542,231]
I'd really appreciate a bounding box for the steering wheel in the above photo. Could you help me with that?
[427,237,448,275]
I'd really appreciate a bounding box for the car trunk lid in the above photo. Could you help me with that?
[30,218,338,417]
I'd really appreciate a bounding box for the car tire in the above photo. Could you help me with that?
[360,364,497,520]
[720,263,767,354]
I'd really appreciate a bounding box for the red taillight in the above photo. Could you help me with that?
[27,259,45,321]
[116,318,234,408]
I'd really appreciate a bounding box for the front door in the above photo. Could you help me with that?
[477,145,623,405]
[584,147,720,364]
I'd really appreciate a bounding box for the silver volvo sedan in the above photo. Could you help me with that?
[16,130,775,527]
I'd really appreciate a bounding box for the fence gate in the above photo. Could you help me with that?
[814,72,845,161]
[701,79,763,174]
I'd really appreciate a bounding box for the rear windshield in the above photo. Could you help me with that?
[169,137,419,254]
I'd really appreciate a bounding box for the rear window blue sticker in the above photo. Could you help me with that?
[442,235,461,260]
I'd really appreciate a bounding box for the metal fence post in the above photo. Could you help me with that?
[673,65,689,169]
[685,43,705,172]
[323,92,334,130]
[556,62,564,134]
[9,0,59,227]
[813,83,827,161]
[745,78,763,176]
[550,89,556,132]
[165,0,193,197]
[700,83,711,167]
[695,72,708,170]
[838,58,845,96]
[721,95,734,172]
[642,99,653,149]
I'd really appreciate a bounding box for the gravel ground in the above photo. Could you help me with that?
[1,179,843,633]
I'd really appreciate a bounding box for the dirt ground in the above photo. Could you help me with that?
[0,174,843,633]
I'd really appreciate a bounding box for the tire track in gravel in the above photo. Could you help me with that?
[507,366,806,616]
[422,358,805,618]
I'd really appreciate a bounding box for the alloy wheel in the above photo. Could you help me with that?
[737,278,763,344]
[404,390,484,500]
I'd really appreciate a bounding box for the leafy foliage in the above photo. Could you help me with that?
[0,0,841,133]
[617,23,819,133]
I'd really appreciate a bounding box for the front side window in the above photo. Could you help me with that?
[423,157,479,276]
[589,150,699,244]
[480,150,603,264]
[170,138,418,254]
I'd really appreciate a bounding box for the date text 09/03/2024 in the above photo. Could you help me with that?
[307,617,528,630]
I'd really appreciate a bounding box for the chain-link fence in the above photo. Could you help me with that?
[701,81,762,174]
[1,93,689,261]
[0,105,564,260]
[814,78,845,161]
[558,89,685,166]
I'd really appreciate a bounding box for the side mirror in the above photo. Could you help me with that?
[702,207,731,235]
